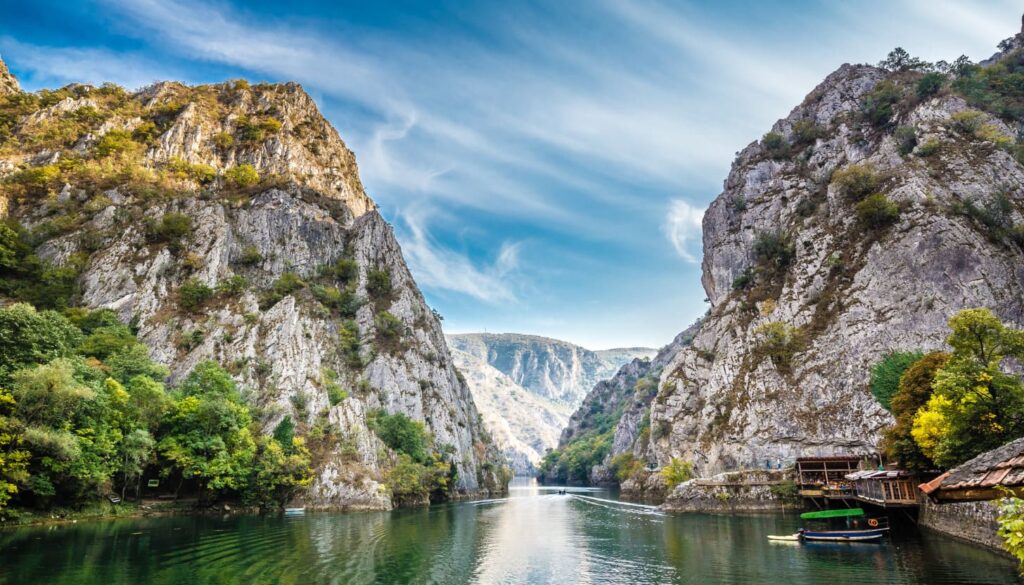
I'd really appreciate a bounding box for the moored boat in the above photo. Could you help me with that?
[797,507,889,542]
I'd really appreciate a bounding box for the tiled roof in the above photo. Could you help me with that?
[919,437,1024,495]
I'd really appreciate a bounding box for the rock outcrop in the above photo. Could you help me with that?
[639,33,1024,476]
[0,56,19,96]
[0,63,506,508]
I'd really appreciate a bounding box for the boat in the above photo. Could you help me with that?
[767,534,801,541]
[284,507,306,516]
[797,508,889,542]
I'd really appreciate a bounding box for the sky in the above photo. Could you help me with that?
[0,0,1020,349]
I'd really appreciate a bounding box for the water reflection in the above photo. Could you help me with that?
[0,477,1018,584]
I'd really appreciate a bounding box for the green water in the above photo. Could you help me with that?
[0,479,1018,584]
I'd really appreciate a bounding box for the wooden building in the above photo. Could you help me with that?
[920,437,1024,502]
[846,469,919,507]
[796,456,861,497]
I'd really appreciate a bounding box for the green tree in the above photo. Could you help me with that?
[272,416,295,451]
[660,458,694,489]
[882,351,949,472]
[869,351,924,411]
[997,491,1024,571]
[0,389,30,517]
[0,303,82,385]
[911,309,1024,468]
[369,410,429,463]
[244,435,312,510]
[159,361,255,500]
[118,428,155,500]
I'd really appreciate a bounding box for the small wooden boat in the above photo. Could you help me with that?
[284,507,306,516]
[798,507,888,543]
[799,527,887,542]
[767,533,801,541]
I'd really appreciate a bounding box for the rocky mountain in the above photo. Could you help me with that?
[0,59,507,509]
[446,333,652,475]
[447,333,653,407]
[449,348,572,475]
[628,28,1024,479]
[551,22,1024,491]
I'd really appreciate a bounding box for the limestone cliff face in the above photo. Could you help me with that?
[643,39,1024,476]
[0,59,506,508]
[447,333,650,407]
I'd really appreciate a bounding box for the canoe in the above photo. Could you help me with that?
[799,527,888,542]
[767,534,801,541]
[284,507,306,515]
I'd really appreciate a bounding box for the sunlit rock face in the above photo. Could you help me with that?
[643,55,1024,474]
[0,58,506,508]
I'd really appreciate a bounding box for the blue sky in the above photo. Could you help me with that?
[0,0,1019,349]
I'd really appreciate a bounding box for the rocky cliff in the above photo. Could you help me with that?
[0,59,507,508]
[447,333,652,475]
[638,29,1024,477]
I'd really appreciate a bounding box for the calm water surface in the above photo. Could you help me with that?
[0,478,1018,584]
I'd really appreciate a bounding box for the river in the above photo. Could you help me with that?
[0,478,1018,584]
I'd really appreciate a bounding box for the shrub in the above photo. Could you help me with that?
[6,165,61,197]
[368,409,429,463]
[213,132,235,149]
[762,132,790,159]
[324,257,358,283]
[753,322,804,369]
[792,119,825,145]
[273,272,304,297]
[366,269,392,299]
[916,72,946,99]
[179,278,213,311]
[862,80,902,127]
[609,452,644,483]
[375,311,404,343]
[237,116,283,144]
[225,164,260,188]
[660,458,694,489]
[93,130,136,158]
[752,231,794,269]
[894,126,917,155]
[831,164,881,200]
[951,110,986,135]
[132,121,159,143]
[855,193,900,229]
[769,480,799,501]
[216,275,247,296]
[869,351,924,411]
[311,284,363,318]
[237,245,263,265]
[323,368,348,406]
[150,212,192,243]
[167,158,216,185]
[916,138,941,157]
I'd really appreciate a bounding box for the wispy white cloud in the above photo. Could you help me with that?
[0,37,174,89]
[396,208,521,304]
[664,200,704,263]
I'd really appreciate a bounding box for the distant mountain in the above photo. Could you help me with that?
[450,348,572,475]
[447,333,654,475]
[447,333,653,407]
